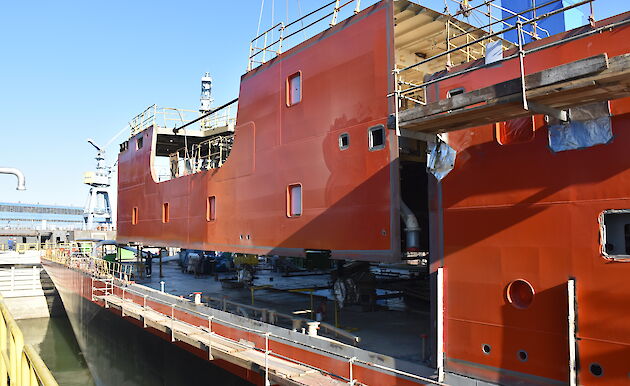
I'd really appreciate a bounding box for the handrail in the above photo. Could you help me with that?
[127,98,238,138]
[394,0,594,107]
[398,0,592,75]
[248,0,361,70]
[42,251,443,385]
[172,98,239,134]
[113,283,443,385]
[0,294,58,386]
[448,0,551,40]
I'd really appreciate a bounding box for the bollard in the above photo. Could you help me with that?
[307,321,320,337]
[160,281,165,293]
[193,292,202,305]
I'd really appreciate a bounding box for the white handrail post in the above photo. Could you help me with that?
[265,332,270,386]
[171,304,175,342]
[331,0,341,26]
[516,20,529,110]
[568,279,577,386]
[348,356,356,385]
[437,267,445,382]
[9,268,14,293]
[32,266,37,291]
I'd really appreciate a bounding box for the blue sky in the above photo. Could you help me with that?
[0,0,627,207]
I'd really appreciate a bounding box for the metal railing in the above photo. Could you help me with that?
[248,0,362,70]
[0,267,42,298]
[129,102,238,137]
[41,250,443,385]
[0,294,58,386]
[203,294,360,346]
[109,282,443,386]
[392,0,595,121]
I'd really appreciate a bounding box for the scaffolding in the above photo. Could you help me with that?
[392,0,606,135]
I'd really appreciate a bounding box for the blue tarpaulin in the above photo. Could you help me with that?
[502,0,587,44]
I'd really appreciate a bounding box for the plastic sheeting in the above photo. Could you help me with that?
[548,116,612,152]
[427,139,456,181]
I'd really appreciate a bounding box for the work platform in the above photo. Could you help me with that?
[396,53,630,134]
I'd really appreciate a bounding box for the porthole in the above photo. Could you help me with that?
[517,350,528,362]
[482,344,491,355]
[506,279,535,309]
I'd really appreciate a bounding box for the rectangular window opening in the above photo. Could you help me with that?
[132,207,138,225]
[368,125,385,151]
[495,116,535,145]
[162,203,169,223]
[136,136,144,150]
[206,196,216,221]
[287,184,302,217]
[601,210,630,259]
[447,88,465,98]
[287,72,302,106]
[339,133,350,150]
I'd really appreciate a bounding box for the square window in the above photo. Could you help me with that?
[287,72,302,106]
[368,125,385,150]
[132,207,138,225]
[162,203,169,223]
[447,88,465,98]
[206,196,216,221]
[600,210,630,259]
[339,133,350,150]
[495,117,535,145]
[287,184,302,217]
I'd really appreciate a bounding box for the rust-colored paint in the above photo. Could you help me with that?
[116,2,398,262]
[435,14,630,385]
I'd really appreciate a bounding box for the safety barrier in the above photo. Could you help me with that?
[0,294,58,386]
[248,0,362,70]
[392,0,596,112]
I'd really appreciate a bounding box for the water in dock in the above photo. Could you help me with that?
[18,311,253,386]
[17,316,95,386]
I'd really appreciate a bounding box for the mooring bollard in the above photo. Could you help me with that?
[160,281,165,293]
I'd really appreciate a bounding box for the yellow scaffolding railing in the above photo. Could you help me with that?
[0,295,58,386]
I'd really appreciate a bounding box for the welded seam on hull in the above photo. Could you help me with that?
[446,357,566,385]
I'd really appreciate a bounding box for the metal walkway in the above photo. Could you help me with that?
[397,53,630,134]
[97,294,348,386]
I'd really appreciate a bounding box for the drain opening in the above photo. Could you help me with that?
[590,363,603,377]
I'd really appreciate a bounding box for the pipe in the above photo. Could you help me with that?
[0,168,26,190]
[400,200,420,251]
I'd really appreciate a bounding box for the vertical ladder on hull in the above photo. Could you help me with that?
[91,276,114,301]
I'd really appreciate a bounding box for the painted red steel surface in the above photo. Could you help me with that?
[434,15,630,385]
[42,259,422,386]
[117,2,400,262]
